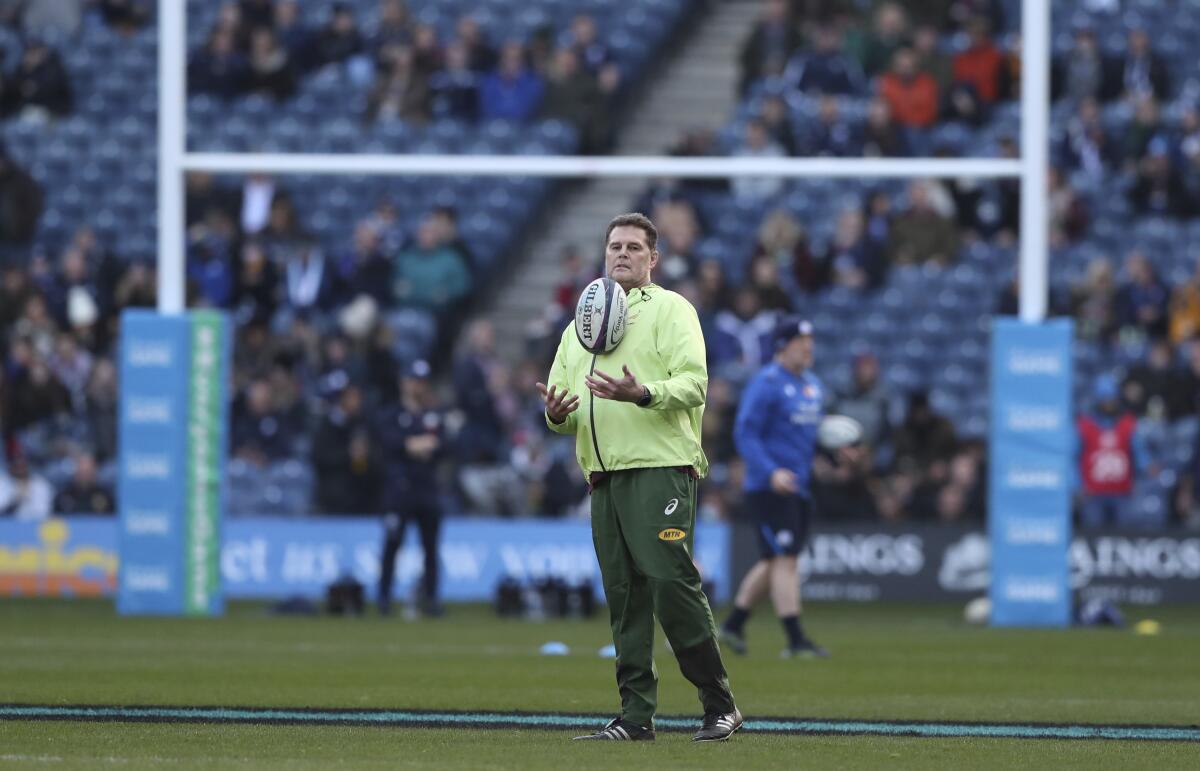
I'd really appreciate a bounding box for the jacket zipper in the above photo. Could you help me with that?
[588,353,607,472]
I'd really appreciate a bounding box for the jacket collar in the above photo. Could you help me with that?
[626,282,658,308]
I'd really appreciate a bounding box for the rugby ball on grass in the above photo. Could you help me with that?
[817,414,864,449]
[574,277,628,354]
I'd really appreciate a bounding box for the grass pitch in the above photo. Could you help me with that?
[2,599,1198,769]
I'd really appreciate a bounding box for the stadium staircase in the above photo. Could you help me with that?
[485,0,762,362]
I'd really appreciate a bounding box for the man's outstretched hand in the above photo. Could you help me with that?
[537,382,580,424]
[585,366,644,403]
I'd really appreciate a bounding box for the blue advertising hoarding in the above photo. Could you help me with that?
[988,318,1074,626]
[0,517,731,603]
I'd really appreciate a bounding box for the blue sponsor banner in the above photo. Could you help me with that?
[0,518,730,603]
[118,312,191,615]
[988,319,1074,627]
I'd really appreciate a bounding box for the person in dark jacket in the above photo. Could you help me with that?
[312,383,382,514]
[376,359,447,617]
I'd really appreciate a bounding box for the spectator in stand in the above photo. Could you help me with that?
[541,47,609,153]
[304,2,364,72]
[1116,26,1170,103]
[0,449,52,520]
[879,47,938,129]
[752,208,824,294]
[232,240,279,325]
[888,180,959,265]
[428,42,479,122]
[189,26,249,99]
[272,0,310,59]
[1077,375,1145,529]
[312,383,382,514]
[714,287,777,378]
[862,97,909,157]
[337,221,393,309]
[825,206,885,290]
[805,96,860,157]
[0,0,81,39]
[833,352,892,455]
[738,0,798,93]
[232,378,297,467]
[367,42,430,123]
[247,27,298,101]
[1059,97,1113,177]
[745,253,792,312]
[49,332,92,410]
[551,244,598,318]
[1053,23,1108,104]
[11,40,72,120]
[1114,250,1169,340]
[563,13,611,75]
[1175,428,1200,528]
[732,118,786,202]
[53,451,114,515]
[238,0,275,33]
[97,0,151,36]
[479,41,543,122]
[951,16,1003,106]
[1070,256,1118,343]
[281,241,340,319]
[1122,337,1192,420]
[186,220,235,310]
[912,24,951,95]
[758,94,797,155]
[84,357,117,462]
[1180,337,1200,417]
[851,1,910,78]
[454,14,496,73]
[1123,96,1169,165]
[882,391,958,521]
[393,215,470,314]
[788,24,864,96]
[1129,139,1193,219]
[7,352,71,432]
[1169,261,1200,345]
[0,148,44,247]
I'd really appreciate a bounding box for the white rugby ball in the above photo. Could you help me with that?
[817,414,864,449]
[574,277,628,354]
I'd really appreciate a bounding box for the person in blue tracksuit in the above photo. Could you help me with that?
[720,316,829,658]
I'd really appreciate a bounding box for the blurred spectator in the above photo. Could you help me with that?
[1070,256,1118,343]
[1053,23,1108,104]
[247,27,298,101]
[552,244,598,317]
[393,215,470,313]
[1059,98,1113,176]
[1175,429,1200,528]
[887,180,959,265]
[312,384,381,514]
[232,240,280,324]
[881,391,958,520]
[879,47,938,129]
[738,0,798,93]
[951,16,1003,106]
[367,43,429,123]
[1047,167,1089,247]
[232,378,297,466]
[1169,262,1200,345]
[7,354,71,432]
[52,451,114,515]
[745,253,791,312]
[189,26,249,99]
[752,208,824,294]
[732,119,786,201]
[306,2,364,72]
[862,98,908,157]
[1114,250,1169,339]
[12,40,72,120]
[1123,96,1168,165]
[282,241,340,318]
[564,14,611,76]
[454,14,496,73]
[541,47,609,153]
[409,23,442,78]
[805,96,859,157]
[849,1,910,77]
[714,288,776,376]
[428,42,479,121]
[758,94,797,155]
[3,0,82,38]
[812,443,877,521]
[0,449,52,520]
[479,41,543,122]
[825,207,884,290]
[788,24,864,96]
[912,24,951,95]
[337,221,393,309]
[0,149,44,246]
[454,319,523,516]
[1122,337,1192,420]
[1077,375,1143,528]
[832,352,892,453]
[273,0,310,59]
[1116,26,1169,103]
[49,332,92,409]
[97,0,151,35]
[83,358,117,462]
[1129,140,1192,219]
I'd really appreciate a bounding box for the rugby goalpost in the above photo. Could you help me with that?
[155,0,1069,626]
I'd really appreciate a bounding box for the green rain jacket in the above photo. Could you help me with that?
[544,283,709,477]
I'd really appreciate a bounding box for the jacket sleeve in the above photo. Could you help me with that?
[644,295,708,410]
[545,326,578,435]
[734,374,778,479]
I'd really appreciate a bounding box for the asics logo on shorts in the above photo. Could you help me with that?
[664,498,679,516]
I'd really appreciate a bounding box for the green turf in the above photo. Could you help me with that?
[1,599,1198,769]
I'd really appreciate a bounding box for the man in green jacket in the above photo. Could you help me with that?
[537,213,742,743]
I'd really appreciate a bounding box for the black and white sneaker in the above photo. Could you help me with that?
[692,708,743,742]
[573,717,655,741]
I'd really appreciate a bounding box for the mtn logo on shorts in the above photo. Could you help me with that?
[658,528,686,542]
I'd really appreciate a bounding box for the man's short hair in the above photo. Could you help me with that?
[605,212,658,251]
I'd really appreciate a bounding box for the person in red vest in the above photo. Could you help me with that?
[1076,375,1146,528]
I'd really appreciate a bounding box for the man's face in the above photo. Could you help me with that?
[605,225,658,290]
[781,335,814,371]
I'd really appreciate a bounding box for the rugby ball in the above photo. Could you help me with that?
[574,277,628,354]
[817,414,864,449]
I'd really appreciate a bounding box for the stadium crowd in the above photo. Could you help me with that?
[0,0,1198,531]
